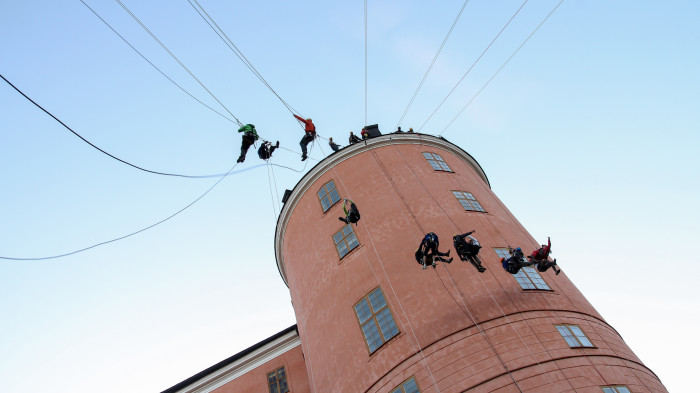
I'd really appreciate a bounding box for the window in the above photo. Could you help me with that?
[354,287,399,353]
[556,325,594,348]
[601,386,631,393]
[422,152,452,172]
[391,377,421,393]
[318,180,340,212]
[333,224,359,258]
[267,366,288,393]
[452,191,485,212]
[494,248,550,290]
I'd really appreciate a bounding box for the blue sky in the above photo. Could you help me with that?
[1,1,698,392]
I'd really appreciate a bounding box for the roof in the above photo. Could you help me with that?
[161,325,298,393]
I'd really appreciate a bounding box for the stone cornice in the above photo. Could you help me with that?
[274,133,489,286]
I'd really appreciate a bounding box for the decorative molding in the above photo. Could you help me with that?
[172,331,301,393]
[274,133,489,286]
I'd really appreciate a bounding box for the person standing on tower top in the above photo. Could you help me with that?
[293,114,316,161]
[349,131,361,145]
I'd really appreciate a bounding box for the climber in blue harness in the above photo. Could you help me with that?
[501,247,534,275]
[416,232,452,269]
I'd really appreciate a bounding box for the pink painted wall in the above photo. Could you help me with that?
[279,137,666,393]
[211,345,311,393]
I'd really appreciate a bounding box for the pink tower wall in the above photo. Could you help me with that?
[275,135,666,393]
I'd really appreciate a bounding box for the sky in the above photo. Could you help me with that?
[1,1,698,392]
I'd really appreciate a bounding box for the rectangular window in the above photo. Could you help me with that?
[601,386,632,393]
[452,191,485,212]
[556,325,594,348]
[354,287,399,353]
[333,224,359,258]
[267,366,289,393]
[318,180,341,212]
[422,152,452,172]
[391,377,421,393]
[494,248,551,290]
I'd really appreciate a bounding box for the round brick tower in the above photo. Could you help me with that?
[274,133,666,393]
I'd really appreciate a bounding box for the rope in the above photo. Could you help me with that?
[321,142,442,393]
[419,0,529,132]
[1,161,239,261]
[436,267,524,392]
[392,143,559,391]
[441,0,566,135]
[79,0,236,124]
[395,0,471,130]
[114,0,243,126]
[364,0,368,127]
[265,161,279,219]
[186,0,300,116]
[1,73,228,178]
[440,147,578,390]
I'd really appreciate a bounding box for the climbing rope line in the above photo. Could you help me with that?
[322,144,442,393]
[1,73,228,178]
[393,143,558,391]
[265,161,279,219]
[79,0,236,124]
[395,0,471,130]
[436,267,524,392]
[186,0,300,116]
[391,145,528,390]
[368,146,527,391]
[419,0,529,132]
[268,158,282,210]
[538,294,616,388]
[0,161,239,261]
[442,149,577,390]
[114,0,243,126]
[441,0,565,135]
[364,0,368,127]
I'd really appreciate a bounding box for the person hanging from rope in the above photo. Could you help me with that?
[361,127,369,140]
[258,140,280,160]
[338,199,360,225]
[415,232,452,269]
[453,230,486,273]
[501,247,534,275]
[293,114,316,161]
[349,131,361,145]
[328,137,341,152]
[527,237,561,275]
[236,123,259,163]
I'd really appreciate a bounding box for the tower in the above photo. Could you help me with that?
[274,133,667,393]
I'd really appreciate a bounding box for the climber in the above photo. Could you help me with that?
[501,247,534,275]
[338,199,361,225]
[329,137,341,152]
[237,123,259,163]
[349,131,361,145]
[528,237,561,275]
[416,232,452,269]
[258,140,279,160]
[293,114,316,161]
[453,230,486,273]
